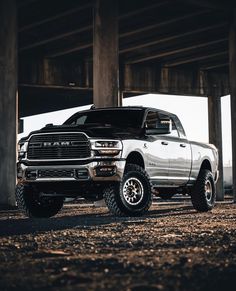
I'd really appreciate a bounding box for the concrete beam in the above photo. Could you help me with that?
[19,3,93,32]
[0,0,17,206]
[126,38,227,64]
[229,6,236,203]
[208,89,224,201]
[166,51,228,67]
[93,0,119,107]
[45,10,209,58]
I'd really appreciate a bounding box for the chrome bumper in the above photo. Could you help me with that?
[17,160,126,183]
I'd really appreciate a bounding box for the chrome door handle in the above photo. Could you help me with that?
[180,143,186,148]
[161,141,169,146]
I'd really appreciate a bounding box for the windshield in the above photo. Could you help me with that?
[64,109,144,129]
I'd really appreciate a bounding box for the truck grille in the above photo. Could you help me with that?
[27,133,91,160]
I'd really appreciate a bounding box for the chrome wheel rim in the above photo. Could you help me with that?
[205,180,212,202]
[123,177,144,206]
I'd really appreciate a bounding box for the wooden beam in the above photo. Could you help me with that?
[19,3,93,32]
[120,23,227,54]
[166,51,228,67]
[0,0,17,206]
[126,38,228,64]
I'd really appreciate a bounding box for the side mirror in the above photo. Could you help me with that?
[146,118,172,135]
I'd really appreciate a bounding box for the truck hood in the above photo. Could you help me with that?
[19,124,143,142]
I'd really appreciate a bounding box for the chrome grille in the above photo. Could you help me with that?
[27,133,91,160]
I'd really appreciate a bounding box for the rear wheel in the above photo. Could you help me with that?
[104,164,152,216]
[16,183,64,218]
[191,169,216,212]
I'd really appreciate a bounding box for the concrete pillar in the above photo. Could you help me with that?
[229,6,236,203]
[208,92,224,201]
[93,0,119,107]
[0,0,17,206]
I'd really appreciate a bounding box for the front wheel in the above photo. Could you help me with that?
[191,169,216,212]
[104,164,152,216]
[16,183,64,218]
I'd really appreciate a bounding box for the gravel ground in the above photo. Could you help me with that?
[0,200,235,291]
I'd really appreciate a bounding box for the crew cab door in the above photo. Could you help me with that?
[144,110,169,185]
[159,113,192,186]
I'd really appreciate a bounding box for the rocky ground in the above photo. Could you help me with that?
[0,199,235,291]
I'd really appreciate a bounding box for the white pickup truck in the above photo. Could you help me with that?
[16,106,218,217]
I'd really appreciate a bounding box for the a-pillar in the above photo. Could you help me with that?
[229,5,236,203]
[93,0,120,107]
[208,89,224,201]
[0,0,17,206]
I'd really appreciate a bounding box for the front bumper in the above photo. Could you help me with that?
[17,160,126,183]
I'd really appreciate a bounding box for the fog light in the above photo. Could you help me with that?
[76,169,89,180]
[97,149,120,155]
[95,166,116,177]
[26,170,37,180]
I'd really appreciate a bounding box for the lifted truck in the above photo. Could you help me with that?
[16,106,219,217]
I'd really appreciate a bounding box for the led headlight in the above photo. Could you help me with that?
[18,142,28,158]
[95,141,120,148]
[91,139,122,156]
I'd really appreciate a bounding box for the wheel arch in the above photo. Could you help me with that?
[126,151,145,169]
[200,159,212,172]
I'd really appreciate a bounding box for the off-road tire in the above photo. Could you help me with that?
[104,164,152,216]
[15,183,64,218]
[191,169,216,212]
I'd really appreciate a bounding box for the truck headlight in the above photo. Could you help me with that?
[91,140,122,156]
[95,141,120,148]
[18,142,28,158]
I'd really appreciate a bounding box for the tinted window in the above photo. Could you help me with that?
[64,109,144,128]
[145,111,159,129]
[158,113,179,137]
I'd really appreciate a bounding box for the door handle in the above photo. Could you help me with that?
[161,141,169,146]
[180,143,186,148]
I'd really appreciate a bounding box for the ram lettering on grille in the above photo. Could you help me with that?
[27,133,91,160]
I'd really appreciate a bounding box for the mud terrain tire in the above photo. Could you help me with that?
[104,164,152,216]
[16,183,64,218]
[191,169,216,212]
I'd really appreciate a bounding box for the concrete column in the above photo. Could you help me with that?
[0,0,17,206]
[229,6,236,203]
[93,0,119,107]
[208,92,224,201]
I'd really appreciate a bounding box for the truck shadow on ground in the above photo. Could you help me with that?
[0,204,195,237]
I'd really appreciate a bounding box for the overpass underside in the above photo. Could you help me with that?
[0,0,235,205]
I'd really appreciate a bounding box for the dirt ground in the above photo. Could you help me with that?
[0,199,235,291]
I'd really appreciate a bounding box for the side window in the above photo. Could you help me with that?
[75,115,87,125]
[173,116,186,138]
[145,111,159,129]
[159,113,179,137]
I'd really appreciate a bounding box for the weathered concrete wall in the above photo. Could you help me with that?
[0,0,17,206]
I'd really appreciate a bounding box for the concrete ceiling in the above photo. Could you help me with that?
[17,0,233,116]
